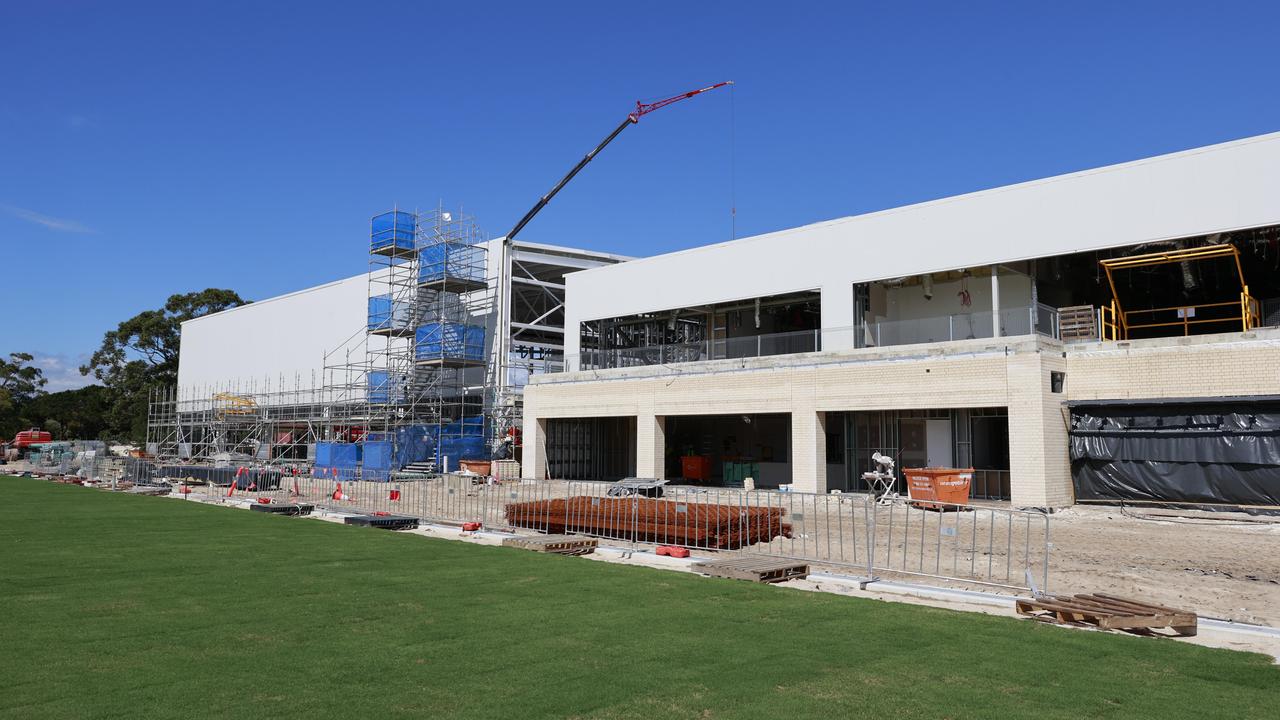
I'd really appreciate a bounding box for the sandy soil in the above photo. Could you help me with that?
[1042,505,1280,626]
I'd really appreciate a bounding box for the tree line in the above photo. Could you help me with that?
[1,289,247,444]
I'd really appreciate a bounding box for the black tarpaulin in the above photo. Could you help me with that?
[1068,396,1280,507]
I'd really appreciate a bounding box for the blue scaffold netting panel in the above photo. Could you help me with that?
[418,241,483,284]
[371,211,416,253]
[368,371,391,404]
[368,295,391,331]
[362,440,393,481]
[314,442,362,479]
[415,323,485,361]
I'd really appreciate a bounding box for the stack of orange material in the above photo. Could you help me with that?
[504,496,791,549]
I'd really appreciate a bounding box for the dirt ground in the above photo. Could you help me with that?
[1042,504,1280,626]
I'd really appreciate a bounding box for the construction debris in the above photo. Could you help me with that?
[343,513,420,531]
[1016,592,1198,636]
[503,496,791,549]
[250,502,315,516]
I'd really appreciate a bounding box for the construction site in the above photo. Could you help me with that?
[7,78,1280,659]
[11,4,1280,716]
[2,111,1263,639]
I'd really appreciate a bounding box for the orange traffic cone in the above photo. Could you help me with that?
[389,487,401,502]
[227,467,245,497]
[332,482,348,501]
[179,485,192,495]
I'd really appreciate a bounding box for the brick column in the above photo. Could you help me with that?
[522,416,548,480]
[636,414,665,480]
[790,409,827,493]
[1006,353,1072,507]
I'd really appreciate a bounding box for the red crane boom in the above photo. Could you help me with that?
[503,80,734,243]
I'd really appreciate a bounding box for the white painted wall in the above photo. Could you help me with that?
[176,239,632,396]
[177,273,369,391]
[564,131,1280,361]
[875,273,1033,345]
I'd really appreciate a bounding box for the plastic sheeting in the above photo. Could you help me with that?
[1069,397,1280,506]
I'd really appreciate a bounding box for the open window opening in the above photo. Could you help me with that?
[579,291,820,369]
[545,416,636,481]
[664,413,791,488]
[840,408,1010,500]
[851,223,1280,347]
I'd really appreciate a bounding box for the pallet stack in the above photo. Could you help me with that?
[503,496,791,549]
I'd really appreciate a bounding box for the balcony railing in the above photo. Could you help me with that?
[867,304,1059,347]
[576,328,821,371]
[564,306,1062,371]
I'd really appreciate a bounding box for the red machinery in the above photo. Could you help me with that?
[10,428,52,449]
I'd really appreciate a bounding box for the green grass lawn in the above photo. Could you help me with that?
[1,476,1276,719]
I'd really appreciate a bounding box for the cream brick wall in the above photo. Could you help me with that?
[637,414,665,479]
[1064,334,1280,400]
[522,330,1280,507]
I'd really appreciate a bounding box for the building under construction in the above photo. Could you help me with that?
[521,130,1280,509]
[146,208,629,477]
[153,130,1280,511]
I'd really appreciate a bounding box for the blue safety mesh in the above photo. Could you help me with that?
[371,211,416,253]
[415,323,485,361]
[418,241,484,284]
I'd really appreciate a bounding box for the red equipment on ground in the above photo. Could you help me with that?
[10,429,52,449]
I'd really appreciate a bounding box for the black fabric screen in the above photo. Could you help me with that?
[1069,397,1280,506]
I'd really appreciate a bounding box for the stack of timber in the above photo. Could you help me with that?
[504,496,791,549]
[1016,593,1198,635]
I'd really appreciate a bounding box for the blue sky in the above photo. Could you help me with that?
[3,1,1278,390]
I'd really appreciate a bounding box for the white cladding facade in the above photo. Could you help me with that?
[176,239,631,396]
[563,131,1280,361]
[177,273,368,391]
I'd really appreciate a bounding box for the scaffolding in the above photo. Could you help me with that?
[144,203,632,477]
[147,206,495,479]
[146,374,334,466]
[320,206,492,478]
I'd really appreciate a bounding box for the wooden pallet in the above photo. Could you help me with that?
[1016,593,1197,636]
[501,534,598,556]
[1057,305,1099,342]
[694,556,809,584]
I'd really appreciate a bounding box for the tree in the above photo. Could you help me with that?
[81,289,248,441]
[1,352,45,401]
[20,385,112,441]
[0,352,46,438]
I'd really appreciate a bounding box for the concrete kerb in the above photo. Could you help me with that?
[161,488,1280,662]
